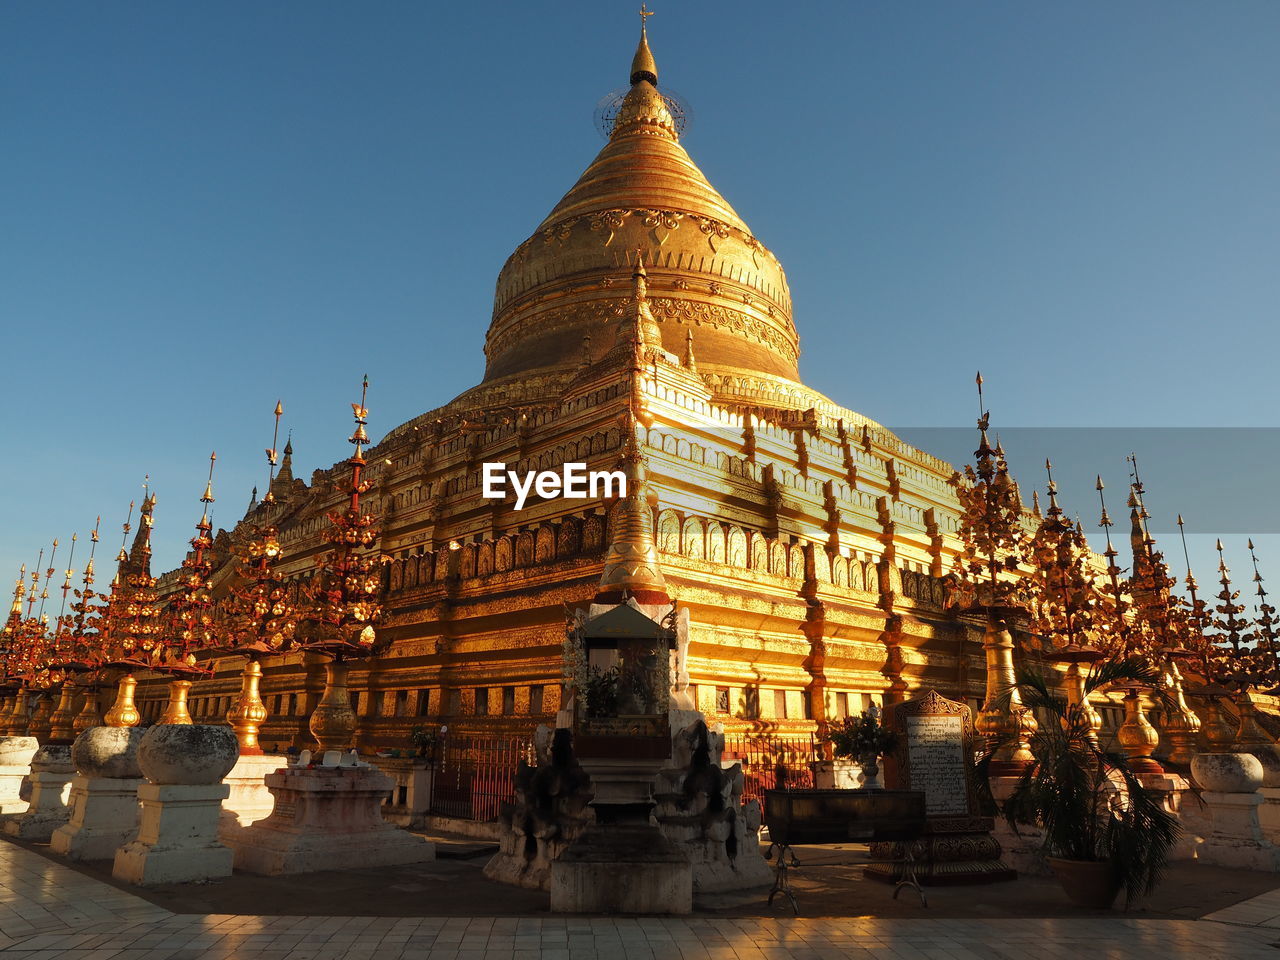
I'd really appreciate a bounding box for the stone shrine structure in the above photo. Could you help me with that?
[228,749,434,875]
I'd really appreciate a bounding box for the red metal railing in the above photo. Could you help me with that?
[721,732,818,811]
[427,729,818,821]
[428,732,536,822]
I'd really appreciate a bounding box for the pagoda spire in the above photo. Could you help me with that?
[128,482,156,576]
[616,251,664,352]
[596,421,668,606]
[631,5,658,85]
[277,433,294,484]
[610,9,677,142]
[3,566,26,640]
[682,329,697,373]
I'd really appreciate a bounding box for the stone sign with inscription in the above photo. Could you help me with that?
[866,689,1015,885]
[905,713,968,816]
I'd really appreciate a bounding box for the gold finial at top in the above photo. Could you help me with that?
[55,532,79,627]
[198,451,217,529]
[201,451,216,506]
[631,5,658,85]
[264,400,285,505]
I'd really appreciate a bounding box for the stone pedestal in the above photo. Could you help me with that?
[1139,771,1201,861]
[812,758,860,790]
[0,736,39,815]
[50,726,145,861]
[112,724,239,886]
[1199,791,1280,870]
[229,756,434,875]
[113,783,232,884]
[1257,788,1280,841]
[219,754,283,835]
[3,745,74,840]
[550,822,692,914]
[986,774,1049,877]
[367,756,434,828]
[1192,753,1280,871]
[51,774,143,860]
[551,737,693,914]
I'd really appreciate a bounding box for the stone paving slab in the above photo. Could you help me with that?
[1204,884,1280,928]
[0,839,1278,958]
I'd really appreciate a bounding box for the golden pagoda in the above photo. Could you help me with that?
[136,18,1066,752]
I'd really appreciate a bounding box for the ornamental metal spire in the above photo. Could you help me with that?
[263,400,283,505]
[169,453,219,669]
[1250,540,1279,682]
[631,4,658,85]
[297,375,384,659]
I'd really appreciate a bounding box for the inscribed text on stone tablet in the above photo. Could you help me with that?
[905,714,967,816]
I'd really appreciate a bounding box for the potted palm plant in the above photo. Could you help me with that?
[998,657,1179,910]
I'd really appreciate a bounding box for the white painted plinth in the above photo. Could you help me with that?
[1139,772,1201,860]
[1198,790,1280,871]
[1257,787,1280,841]
[0,766,32,816]
[812,759,860,790]
[49,775,142,861]
[229,762,433,875]
[0,736,39,815]
[219,754,283,837]
[4,745,74,841]
[112,782,233,885]
[987,774,1049,877]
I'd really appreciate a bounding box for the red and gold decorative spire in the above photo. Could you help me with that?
[1029,461,1103,653]
[223,406,298,658]
[57,518,106,676]
[946,373,1033,614]
[165,453,219,675]
[297,376,385,660]
[102,491,167,671]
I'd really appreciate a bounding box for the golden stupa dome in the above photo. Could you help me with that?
[483,23,798,391]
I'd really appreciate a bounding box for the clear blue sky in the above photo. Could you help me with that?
[2,2,1277,608]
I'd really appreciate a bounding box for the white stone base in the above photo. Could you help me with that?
[1139,772,1202,860]
[4,746,74,841]
[0,735,39,817]
[218,754,282,837]
[1257,787,1280,842]
[113,783,233,886]
[0,763,34,815]
[49,775,142,861]
[229,763,433,876]
[812,759,860,790]
[1198,790,1280,871]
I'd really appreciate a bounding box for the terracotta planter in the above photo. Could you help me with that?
[1047,857,1121,909]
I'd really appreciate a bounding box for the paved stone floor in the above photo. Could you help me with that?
[0,841,1278,959]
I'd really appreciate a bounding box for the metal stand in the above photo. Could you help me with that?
[766,841,799,914]
[889,836,927,907]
